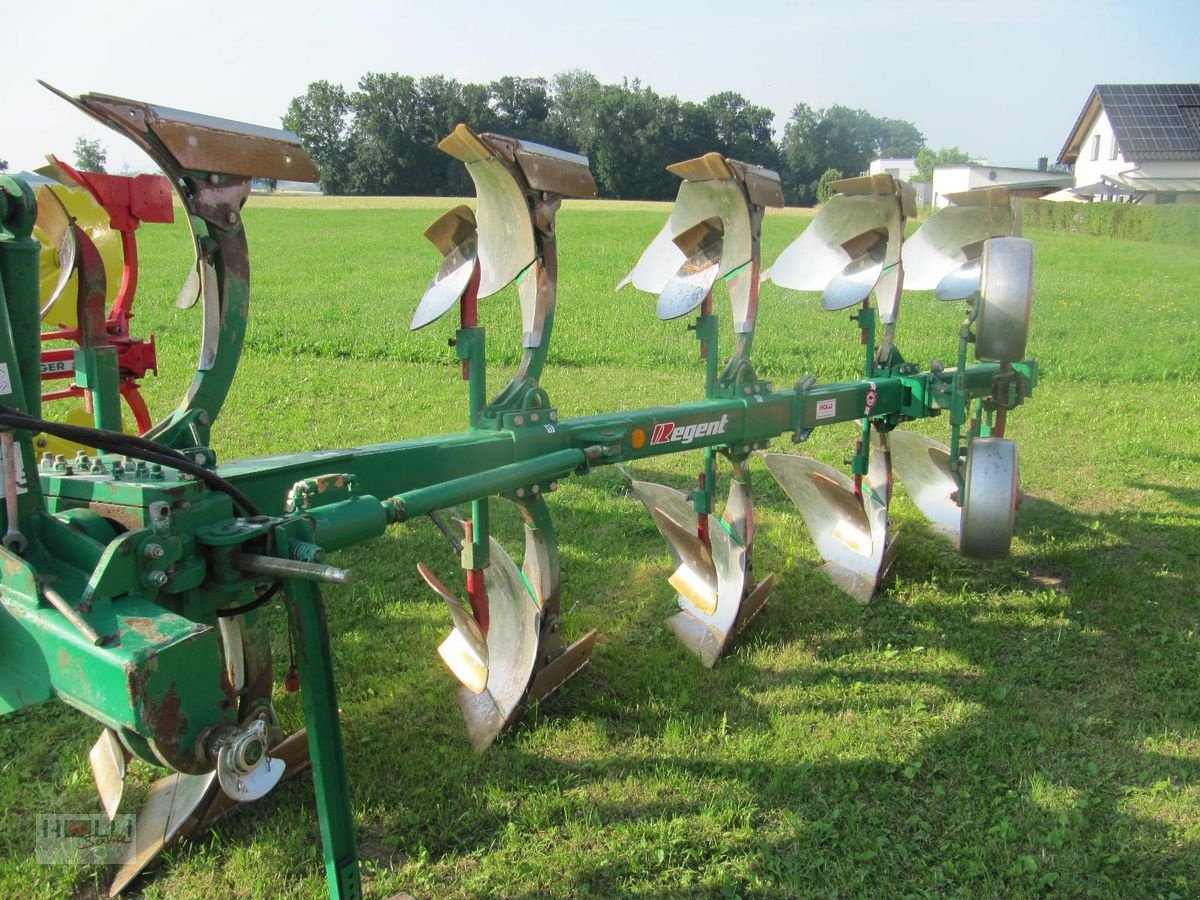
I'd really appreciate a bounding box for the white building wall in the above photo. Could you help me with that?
[931,165,1071,206]
[930,166,974,207]
[1073,109,1132,187]
[869,157,919,181]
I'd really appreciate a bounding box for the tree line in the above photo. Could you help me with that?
[283,71,931,204]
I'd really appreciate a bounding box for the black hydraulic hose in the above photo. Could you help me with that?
[0,405,259,516]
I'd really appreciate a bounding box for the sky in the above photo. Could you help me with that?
[4,0,1197,178]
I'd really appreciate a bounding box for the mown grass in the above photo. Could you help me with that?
[0,196,1197,899]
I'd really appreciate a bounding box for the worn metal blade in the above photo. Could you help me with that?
[108,772,217,896]
[455,538,540,751]
[763,194,893,291]
[656,219,723,320]
[89,728,127,821]
[650,507,717,600]
[666,520,751,666]
[420,562,489,694]
[903,200,1013,291]
[34,185,77,317]
[763,453,891,603]
[442,131,536,298]
[888,430,961,540]
[935,260,983,301]
[197,259,220,370]
[175,259,202,309]
[618,178,752,294]
[625,477,697,568]
[822,243,887,311]
[526,629,598,706]
[411,206,478,330]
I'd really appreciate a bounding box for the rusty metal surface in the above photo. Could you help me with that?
[511,141,597,198]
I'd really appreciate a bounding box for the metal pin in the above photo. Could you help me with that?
[230,553,352,585]
[1,432,26,553]
[42,584,106,646]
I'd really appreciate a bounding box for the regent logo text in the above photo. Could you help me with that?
[650,414,729,446]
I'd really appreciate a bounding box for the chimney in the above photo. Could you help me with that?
[1037,156,1048,172]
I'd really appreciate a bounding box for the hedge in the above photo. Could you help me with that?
[1018,198,1200,246]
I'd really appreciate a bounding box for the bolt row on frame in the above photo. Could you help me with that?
[0,85,1036,898]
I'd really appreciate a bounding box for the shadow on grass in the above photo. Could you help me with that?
[18,468,1195,898]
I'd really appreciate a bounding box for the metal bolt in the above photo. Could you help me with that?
[143,543,165,560]
[549,411,558,422]
[549,481,558,492]
[146,571,169,588]
[226,212,238,226]
[194,452,207,464]
[516,487,526,498]
[531,413,539,422]
[531,484,540,494]
[514,415,524,426]
[743,386,752,395]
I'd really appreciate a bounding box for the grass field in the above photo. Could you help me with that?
[2,195,1198,899]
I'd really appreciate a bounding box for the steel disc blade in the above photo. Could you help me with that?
[456,537,540,752]
[960,437,1019,559]
[764,194,893,291]
[902,204,1013,290]
[89,728,127,821]
[216,747,285,803]
[975,237,1034,364]
[195,728,311,832]
[763,453,889,603]
[108,772,218,896]
[889,429,961,540]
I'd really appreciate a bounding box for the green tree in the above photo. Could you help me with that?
[816,168,843,203]
[73,137,106,173]
[914,146,972,184]
[780,103,925,203]
[703,91,779,169]
[283,80,353,194]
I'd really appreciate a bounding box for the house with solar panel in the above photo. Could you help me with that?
[1057,84,1200,203]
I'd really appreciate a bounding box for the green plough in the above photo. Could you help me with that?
[0,85,1036,897]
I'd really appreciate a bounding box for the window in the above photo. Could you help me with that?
[1090,134,1101,161]
[1110,136,1119,160]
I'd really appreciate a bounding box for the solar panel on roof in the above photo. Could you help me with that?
[1095,84,1200,160]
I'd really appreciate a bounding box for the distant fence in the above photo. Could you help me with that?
[1018,199,1200,246]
